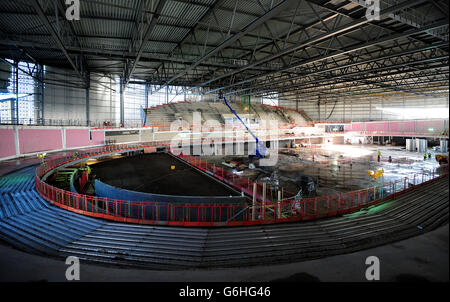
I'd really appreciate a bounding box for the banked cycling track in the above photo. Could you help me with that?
[0,152,448,270]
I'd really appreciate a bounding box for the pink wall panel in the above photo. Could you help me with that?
[415,120,443,133]
[390,121,414,132]
[351,123,363,131]
[366,122,389,131]
[389,122,399,132]
[0,129,16,158]
[66,129,88,148]
[66,129,104,148]
[18,129,62,154]
[90,130,105,146]
[344,124,352,131]
[365,122,378,131]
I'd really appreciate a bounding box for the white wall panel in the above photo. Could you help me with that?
[43,66,85,124]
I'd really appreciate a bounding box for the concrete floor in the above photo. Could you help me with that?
[89,153,240,196]
[200,144,446,197]
[0,223,447,282]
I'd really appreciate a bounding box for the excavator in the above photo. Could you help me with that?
[220,92,267,159]
[435,154,449,165]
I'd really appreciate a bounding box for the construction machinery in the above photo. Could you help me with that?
[435,154,449,165]
[220,93,267,158]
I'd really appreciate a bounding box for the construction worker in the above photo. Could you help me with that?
[423,153,427,160]
[428,152,432,159]
[377,150,381,162]
[37,152,47,163]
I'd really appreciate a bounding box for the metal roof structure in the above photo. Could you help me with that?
[0,0,448,102]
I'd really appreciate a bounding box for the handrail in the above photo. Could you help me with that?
[35,142,449,227]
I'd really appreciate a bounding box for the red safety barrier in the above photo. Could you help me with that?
[35,142,449,227]
[174,152,297,201]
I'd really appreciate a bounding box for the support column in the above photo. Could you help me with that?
[62,127,66,149]
[120,77,125,127]
[14,126,20,156]
[165,85,169,104]
[277,190,281,219]
[40,64,45,125]
[252,183,257,221]
[144,83,149,108]
[85,72,90,126]
[143,83,149,128]
[11,61,18,124]
[343,98,345,122]
[262,182,266,220]
[317,97,320,121]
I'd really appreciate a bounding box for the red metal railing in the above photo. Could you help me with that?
[35,142,449,227]
[174,152,296,201]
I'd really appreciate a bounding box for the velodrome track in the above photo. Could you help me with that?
[0,164,448,270]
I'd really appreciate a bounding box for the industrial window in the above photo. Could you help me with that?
[167,87,185,104]
[115,78,146,127]
[261,93,279,106]
[148,86,166,106]
[15,61,37,124]
[0,61,11,122]
[147,85,201,107]
[115,81,204,126]
[0,59,38,124]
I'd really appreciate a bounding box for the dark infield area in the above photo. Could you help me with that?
[90,152,240,197]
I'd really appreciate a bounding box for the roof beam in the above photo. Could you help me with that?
[202,0,429,92]
[158,0,298,90]
[124,0,168,86]
[30,0,88,87]
[150,0,225,85]
[0,38,273,71]
[204,8,447,94]
[349,0,448,41]
[233,54,449,96]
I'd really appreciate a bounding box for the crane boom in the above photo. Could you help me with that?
[222,95,267,158]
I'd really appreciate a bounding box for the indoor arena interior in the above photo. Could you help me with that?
[0,0,448,284]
